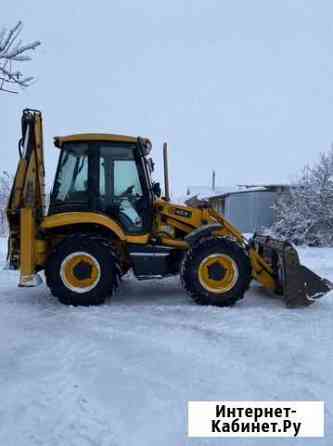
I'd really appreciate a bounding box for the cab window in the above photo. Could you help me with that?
[53,143,88,203]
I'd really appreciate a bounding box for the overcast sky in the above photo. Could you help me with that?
[2,0,333,195]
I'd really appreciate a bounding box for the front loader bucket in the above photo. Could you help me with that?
[251,235,333,307]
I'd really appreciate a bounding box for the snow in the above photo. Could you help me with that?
[186,185,241,200]
[0,238,332,445]
[181,185,269,206]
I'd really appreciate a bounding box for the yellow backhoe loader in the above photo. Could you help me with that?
[6,109,332,307]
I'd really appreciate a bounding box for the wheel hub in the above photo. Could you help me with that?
[207,261,227,281]
[73,261,93,280]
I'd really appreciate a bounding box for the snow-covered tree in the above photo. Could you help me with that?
[0,171,11,236]
[0,21,41,94]
[272,147,333,246]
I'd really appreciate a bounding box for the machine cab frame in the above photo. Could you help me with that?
[49,136,154,235]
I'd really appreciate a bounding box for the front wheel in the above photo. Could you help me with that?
[45,234,120,306]
[181,237,252,306]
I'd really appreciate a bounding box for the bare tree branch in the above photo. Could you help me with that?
[0,171,12,234]
[0,21,41,94]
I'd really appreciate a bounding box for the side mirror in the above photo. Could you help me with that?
[148,157,155,172]
[152,182,161,197]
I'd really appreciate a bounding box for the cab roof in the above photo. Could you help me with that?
[54,133,139,147]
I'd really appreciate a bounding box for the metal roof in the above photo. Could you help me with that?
[186,184,289,200]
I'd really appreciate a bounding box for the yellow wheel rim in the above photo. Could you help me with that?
[198,254,239,294]
[60,252,101,293]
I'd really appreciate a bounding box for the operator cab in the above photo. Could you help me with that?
[49,134,155,234]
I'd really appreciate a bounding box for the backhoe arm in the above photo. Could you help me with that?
[6,109,45,285]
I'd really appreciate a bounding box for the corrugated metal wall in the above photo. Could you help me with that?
[223,191,276,233]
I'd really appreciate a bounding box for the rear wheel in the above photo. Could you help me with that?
[45,234,120,306]
[181,236,252,306]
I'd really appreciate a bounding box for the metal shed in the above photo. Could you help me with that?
[186,184,288,234]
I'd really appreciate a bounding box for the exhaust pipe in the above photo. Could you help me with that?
[163,142,170,201]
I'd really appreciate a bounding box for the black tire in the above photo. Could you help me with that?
[181,236,252,306]
[45,234,120,306]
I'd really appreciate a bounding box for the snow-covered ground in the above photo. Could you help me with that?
[0,238,332,446]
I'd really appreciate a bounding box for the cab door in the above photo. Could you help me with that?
[99,142,153,234]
